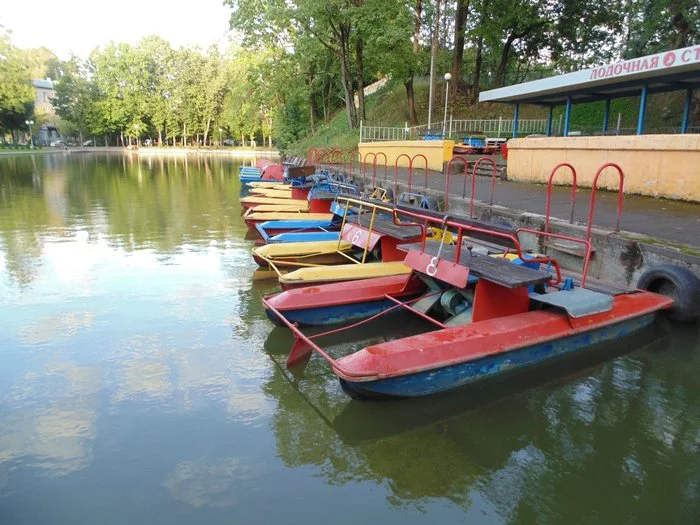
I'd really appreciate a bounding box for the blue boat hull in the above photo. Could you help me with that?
[339,312,657,398]
[266,298,409,327]
[267,231,340,243]
[239,174,264,183]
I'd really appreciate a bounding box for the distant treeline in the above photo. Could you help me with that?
[1,1,697,147]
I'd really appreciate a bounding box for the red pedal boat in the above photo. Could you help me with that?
[263,164,698,399]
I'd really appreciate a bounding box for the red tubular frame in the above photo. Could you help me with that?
[373,152,388,185]
[445,155,469,211]
[586,163,625,242]
[545,162,578,234]
[469,157,498,217]
[264,289,444,373]
[412,154,429,191]
[347,147,358,177]
[393,205,564,285]
[394,153,412,197]
[362,152,377,188]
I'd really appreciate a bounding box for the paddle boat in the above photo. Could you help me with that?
[263,181,699,399]
[238,158,282,183]
[247,181,364,244]
[253,196,431,289]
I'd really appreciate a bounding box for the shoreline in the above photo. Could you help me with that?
[0,147,280,157]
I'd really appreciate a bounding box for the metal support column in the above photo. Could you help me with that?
[563,97,572,137]
[681,88,692,134]
[546,106,553,136]
[603,98,611,133]
[637,86,648,135]
[512,104,520,138]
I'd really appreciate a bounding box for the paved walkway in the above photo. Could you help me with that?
[351,162,700,249]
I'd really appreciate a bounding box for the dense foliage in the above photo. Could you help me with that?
[1,0,697,146]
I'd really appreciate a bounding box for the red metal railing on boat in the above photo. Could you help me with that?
[393,205,563,284]
[586,163,624,242]
[545,163,578,234]
[468,157,498,217]
[445,155,470,212]
[517,228,593,287]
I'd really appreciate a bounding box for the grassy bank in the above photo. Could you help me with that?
[286,78,687,155]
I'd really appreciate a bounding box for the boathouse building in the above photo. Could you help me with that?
[479,45,700,201]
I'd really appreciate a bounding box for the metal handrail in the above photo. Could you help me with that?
[469,157,498,217]
[445,155,470,212]
[545,162,578,234]
[586,163,625,242]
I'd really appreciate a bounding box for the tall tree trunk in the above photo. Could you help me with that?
[158,128,163,147]
[405,0,422,125]
[495,33,517,87]
[428,0,440,127]
[451,0,469,92]
[669,4,690,48]
[413,0,422,54]
[405,78,418,125]
[203,118,211,146]
[307,70,319,133]
[356,35,366,122]
[183,123,187,146]
[470,36,483,104]
[337,24,358,129]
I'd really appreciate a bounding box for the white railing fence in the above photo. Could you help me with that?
[360,118,549,142]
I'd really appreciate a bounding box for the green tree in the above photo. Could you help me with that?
[0,32,34,141]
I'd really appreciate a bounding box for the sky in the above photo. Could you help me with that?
[1,0,234,60]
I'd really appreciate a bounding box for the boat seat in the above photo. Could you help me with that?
[401,240,551,289]
[528,287,613,318]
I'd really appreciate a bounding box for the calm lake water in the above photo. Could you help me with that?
[1,153,699,524]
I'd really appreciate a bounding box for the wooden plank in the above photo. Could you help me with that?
[287,166,316,178]
[400,240,551,288]
[347,214,423,240]
[394,204,518,249]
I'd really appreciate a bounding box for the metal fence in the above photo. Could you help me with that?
[360,118,549,142]
[359,120,699,142]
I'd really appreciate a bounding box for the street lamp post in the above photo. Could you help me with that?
[25,119,34,148]
[442,73,452,138]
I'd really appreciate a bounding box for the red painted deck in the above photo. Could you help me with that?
[266,274,422,311]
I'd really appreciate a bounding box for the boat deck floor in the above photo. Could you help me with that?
[560,270,632,296]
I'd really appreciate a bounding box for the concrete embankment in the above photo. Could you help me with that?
[373,166,700,287]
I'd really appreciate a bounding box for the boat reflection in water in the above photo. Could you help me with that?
[261,319,700,521]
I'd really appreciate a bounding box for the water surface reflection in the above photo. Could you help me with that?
[0,153,698,524]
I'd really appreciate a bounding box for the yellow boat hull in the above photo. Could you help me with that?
[251,204,310,213]
[247,181,286,189]
[244,211,334,222]
[249,188,294,198]
[241,196,307,208]
[279,261,412,289]
[252,240,354,267]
